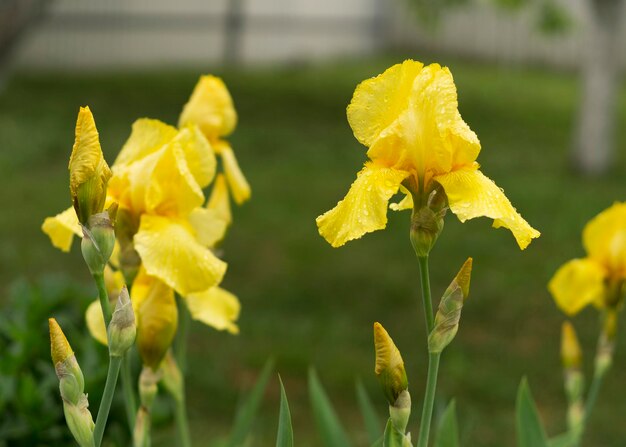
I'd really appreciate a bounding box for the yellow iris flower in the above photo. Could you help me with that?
[316,60,539,249]
[549,202,626,316]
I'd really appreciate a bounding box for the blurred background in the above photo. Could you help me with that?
[1,0,625,445]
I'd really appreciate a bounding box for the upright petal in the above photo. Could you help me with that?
[316,162,409,247]
[583,202,626,274]
[42,207,82,252]
[216,141,251,205]
[434,167,540,249]
[85,300,108,346]
[347,60,424,147]
[207,173,232,226]
[188,207,228,247]
[178,75,237,139]
[134,215,227,296]
[114,119,178,168]
[174,125,216,188]
[184,286,240,334]
[548,258,607,316]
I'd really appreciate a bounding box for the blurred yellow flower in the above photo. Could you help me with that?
[316,60,539,249]
[179,75,251,204]
[549,202,626,316]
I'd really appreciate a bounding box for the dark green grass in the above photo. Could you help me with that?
[1,55,625,446]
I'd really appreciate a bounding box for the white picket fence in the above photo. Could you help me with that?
[9,0,626,70]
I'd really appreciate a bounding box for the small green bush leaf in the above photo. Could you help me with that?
[276,376,294,447]
[356,380,382,444]
[435,399,459,447]
[516,378,549,447]
[228,359,274,447]
[308,369,351,447]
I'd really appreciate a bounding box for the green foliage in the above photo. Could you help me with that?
[275,376,294,447]
[382,419,405,447]
[227,359,274,447]
[308,369,352,447]
[356,380,382,445]
[435,400,459,447]
[516,378,549,447]
[0,277,128,446]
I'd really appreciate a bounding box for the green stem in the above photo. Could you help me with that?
[174,392,192,447]
[416,255,439,447]
[175,296,190,373]
[121,353,137,429]
[93,273,112,326]
[584,369,605,423]
[93,356,122,447]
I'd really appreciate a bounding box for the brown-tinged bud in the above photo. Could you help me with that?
[108,287,136,357]
[428,258,472,353]
[374,322,408,405]
[133,406,151,447]
[63,397,95,447]
[81,211,116,275]
[69,106,112,225]
[139,366,161,409]
[389,389,412,434]
[596,310,618,374]
[409,185,447,257]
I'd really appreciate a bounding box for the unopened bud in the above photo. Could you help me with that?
[428,258,472,353]
[374,322,408,405]
[561,321,582,369]
[108,287,136,357]
[133,406,151,447]
[139,366,161,409]
[389,389,411,433]
[81,211,116,275]
[159,350,184,403]
[49,318,74,366]
[63,397,95,447]
[596,310,617,374]
[69,106,112,224]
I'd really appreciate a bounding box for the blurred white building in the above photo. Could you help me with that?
[8,0,626,70]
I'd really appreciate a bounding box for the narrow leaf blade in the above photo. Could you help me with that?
[276,375,294,447]
[435,399,459,447]
[516,378,549,447]
[308,369,352,447]
[356,380,382,445]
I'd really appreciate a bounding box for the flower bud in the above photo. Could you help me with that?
[373,322,408,405]
[81,211,116,275]
[596,310,617,374]
[69,106,112,225]
[139,366,161,409]
[428,258,472,353]
[159,350,184,403]
[409,185,447,257]
[561,321,582,369]
[108,287,136,357]
[389,389,411,433]
[63,397,95,447]
[133,406,151,447]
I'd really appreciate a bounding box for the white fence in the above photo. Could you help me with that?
[9,0,626,70]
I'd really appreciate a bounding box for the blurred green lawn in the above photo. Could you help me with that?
[1,56,625,446]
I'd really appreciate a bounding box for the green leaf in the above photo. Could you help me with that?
[228,359,274,447]
[356,380,382,445]
[516,378,549,447]
[276,376,294,447]
[435,399,459,447]
[383,419,405,447]
[548,432,578,447]
[308,369,352,447]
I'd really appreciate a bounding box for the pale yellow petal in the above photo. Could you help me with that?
[347,60,424,147]
[86,300,108,346]
[583,202,626,275]
[41,207,82,252]
[178,75,237,139]
[207,173,232,226]
[132,269,177,369]
[316,162,409,247]
[174,125,216,188]
[114,118,178,168]
[434,167,540,250]
[389,186,413,211]
[217,141,251,205]
[548,258,607,316]
[134,215,227,296]
[188,207,228,247]
[184,286,240,334]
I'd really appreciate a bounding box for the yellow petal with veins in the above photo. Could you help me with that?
[316,162,409,247]
[173,125,216,188]
[548,258,607,316]
[215,141,251,205]
[207,173,232,226]
[184,286,240,334]
[188,207,228,247]
[134,214,227,296]
[583,202,626,275]
[114,118,178,168]
[434,166,540,250]
[42,207,82,252]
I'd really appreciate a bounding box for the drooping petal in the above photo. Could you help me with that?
[178,75,237,139]
[434,166,540,250]
[114,118,178,168]
[216,141,251,205]
[41,207,82,252]
[134,214,227,296]
[184,286,240,334]
[207,173,232,226]
[316,162,409,247]
[86,300,108,346]
[188,207,228,247]
[132,269,177,369]
[583,202,626,275]
[174,125,216,188]
[347,60,424,147]
[548,258,607,316]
